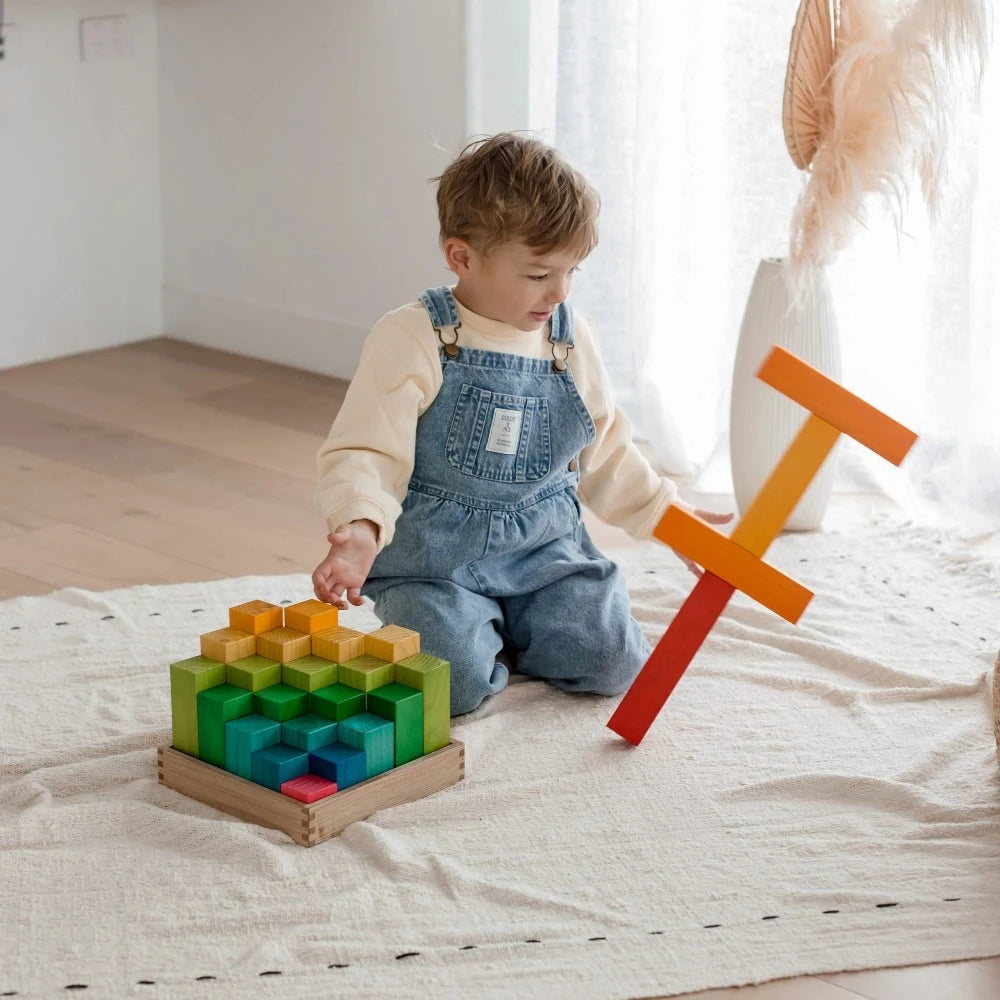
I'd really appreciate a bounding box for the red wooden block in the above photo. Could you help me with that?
[281,774,338,803]
[607,571,735,746]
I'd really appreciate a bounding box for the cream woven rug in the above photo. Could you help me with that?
[2,513,999,999]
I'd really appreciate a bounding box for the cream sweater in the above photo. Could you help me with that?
[315,294,678,551]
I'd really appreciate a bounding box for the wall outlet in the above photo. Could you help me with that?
[79,14,133,62]
[0,22,19,64]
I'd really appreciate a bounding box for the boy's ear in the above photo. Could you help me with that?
[443,237,475,276]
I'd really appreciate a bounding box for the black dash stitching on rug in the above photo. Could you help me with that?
[55,621,68,626]
[876,902,899,908]
[649,930,664,935]
[101,615,115,621]
[459,945,476,950]
[327,964,349,969]
[589,936,607,942]
[137,981,155,986]
[525,938,541,943]
[191,609,204,614]
[259,971,282,976]
[761,915,779,921]
[823,909,840,914]
[703,923,722,929]
[9,626,20,630]
[195,975,216,981]
[944,897,961,902]
[395,952,419,960]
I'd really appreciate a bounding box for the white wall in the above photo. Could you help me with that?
[157,0,468,380]
[0,0,162,369]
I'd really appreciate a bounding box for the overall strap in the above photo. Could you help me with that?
[548,301,574,373]
[419,286,461,359]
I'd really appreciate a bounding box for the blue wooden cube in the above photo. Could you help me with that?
[309,742,367,790]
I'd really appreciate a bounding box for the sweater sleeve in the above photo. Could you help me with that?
[314,313,439,551]
[573,312,679,540]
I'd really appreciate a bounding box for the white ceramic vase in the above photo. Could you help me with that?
[729,257,841,531]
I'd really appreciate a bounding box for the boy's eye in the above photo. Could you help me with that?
[528,274,548,281]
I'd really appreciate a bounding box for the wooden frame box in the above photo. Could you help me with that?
[158,740,465,847]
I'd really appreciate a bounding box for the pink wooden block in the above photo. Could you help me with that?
[281,774,338,803]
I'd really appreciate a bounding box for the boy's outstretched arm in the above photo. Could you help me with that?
[311,519,379,610]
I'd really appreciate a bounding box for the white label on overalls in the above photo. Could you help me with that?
[485,407,521,455]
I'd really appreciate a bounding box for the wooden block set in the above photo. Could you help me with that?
[608,346,920,746]
[158,599,464,846]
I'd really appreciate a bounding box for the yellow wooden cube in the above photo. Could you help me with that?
[284,599,339,635]
[229,600,283,635]
[257,627,311,664]
[312,626,365,663]
[363,625,420,663]
[200,628,256,664]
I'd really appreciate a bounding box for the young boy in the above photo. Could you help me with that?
[312,133,729,715]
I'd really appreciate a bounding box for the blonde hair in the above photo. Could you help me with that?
[435,133,599,258]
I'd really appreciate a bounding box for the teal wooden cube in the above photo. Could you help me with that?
[282,713,338,752]
[339,712,395,778]
[197,683,253,768]
[310,683,364,722]
[368,682,423,766]
[251,743,310,791]
[253,682,308,722]
[225,714,281,779]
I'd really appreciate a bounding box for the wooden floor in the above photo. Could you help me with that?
[1,337,997,1000]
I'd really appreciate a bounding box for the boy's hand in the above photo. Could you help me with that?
[312,519,379,610]
[672,508,735,578]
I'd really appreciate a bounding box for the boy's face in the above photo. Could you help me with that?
[447,239,584,332]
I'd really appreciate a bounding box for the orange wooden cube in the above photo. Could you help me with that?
[284,599,339,635]
[257,627,311,664]
[229,600,283,635]
[312,626,365,663]
[200,627,256,664]
[364,625,420,662]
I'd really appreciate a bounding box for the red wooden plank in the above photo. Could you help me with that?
[607,572,735,745]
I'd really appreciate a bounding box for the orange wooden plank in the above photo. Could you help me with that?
[654,505,813,624]
[731,414,841,555]
[607,572,734,745]
[757,346,917,465]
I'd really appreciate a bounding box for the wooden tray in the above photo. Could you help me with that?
[157,740,465,847]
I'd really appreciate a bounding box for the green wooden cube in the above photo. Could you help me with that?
[170,655,227,756]
[368,682,423,766]
[338,653,394,692]
[197,683,253,768]
[310,683,364,722]
[339,712,395,778]
[226,654,281,692]
[395,653,450,753]
[282,655,337,692]
[281,713,338,752]
[225,714,281,779]
[253,683,309,722]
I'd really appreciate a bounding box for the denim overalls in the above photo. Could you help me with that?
[362,286,650,714]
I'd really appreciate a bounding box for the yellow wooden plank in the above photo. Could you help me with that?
[732,414,841,555]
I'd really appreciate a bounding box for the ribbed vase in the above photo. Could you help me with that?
[729,257,841,531]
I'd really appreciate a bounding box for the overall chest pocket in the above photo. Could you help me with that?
[445,383,551,482]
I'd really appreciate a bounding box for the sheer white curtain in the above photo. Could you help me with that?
[554,0,999,530]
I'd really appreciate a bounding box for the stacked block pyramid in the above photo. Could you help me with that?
[169,599,450,803]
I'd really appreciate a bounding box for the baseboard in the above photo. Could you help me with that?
[163,285,366,381]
